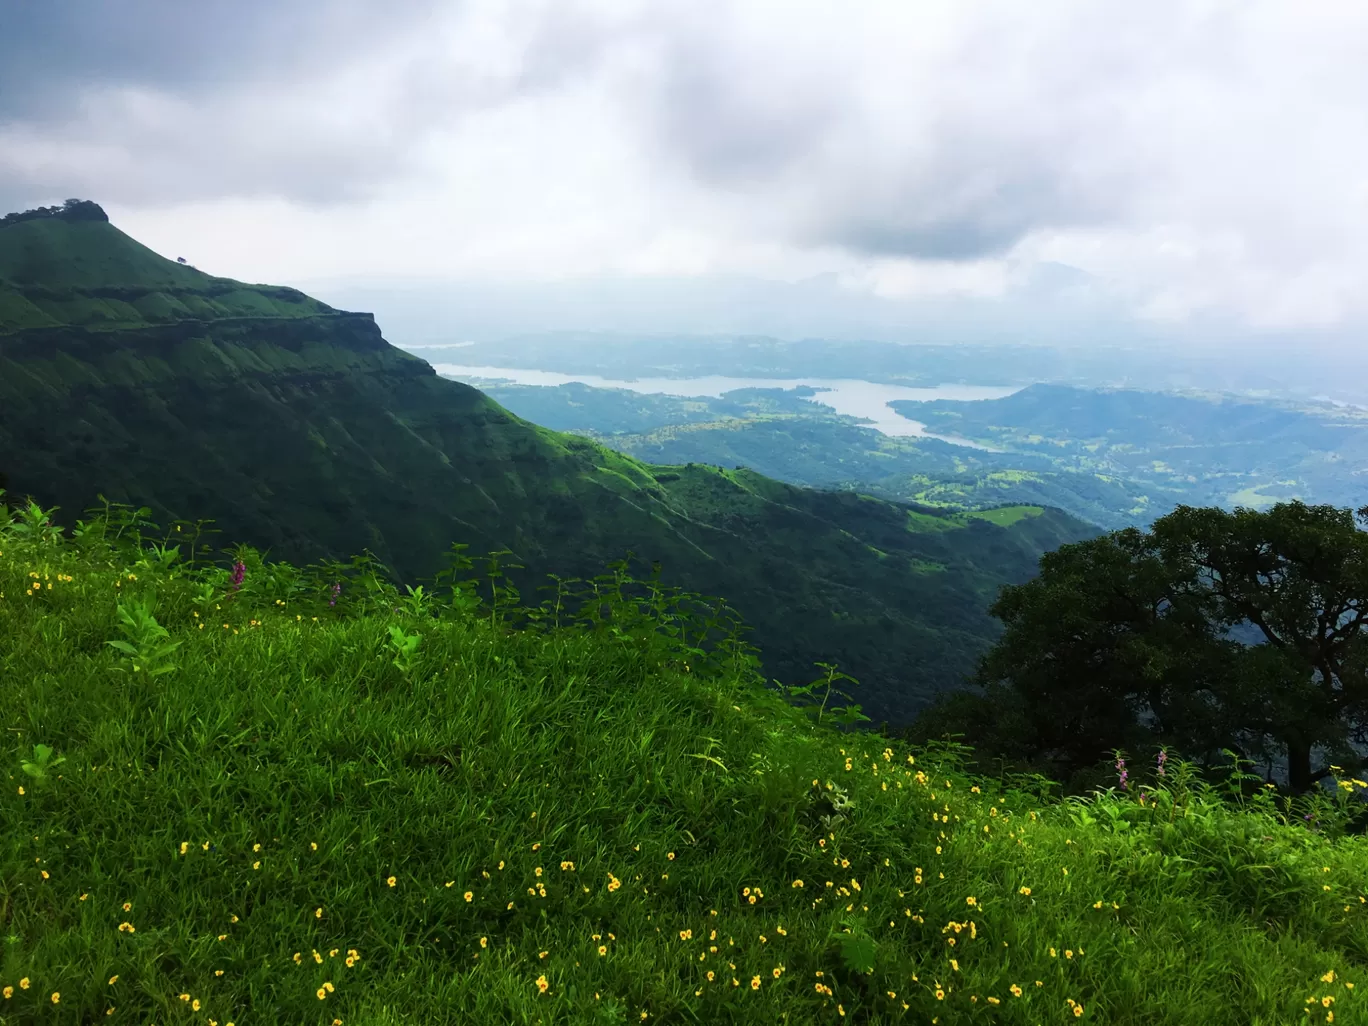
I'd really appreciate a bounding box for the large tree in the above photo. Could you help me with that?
[905,502,1368,796]
[1151,502,1368,793]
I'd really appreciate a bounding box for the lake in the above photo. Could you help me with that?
[427,363,1019,449]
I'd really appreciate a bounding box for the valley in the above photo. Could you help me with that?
[428,362,1367,534]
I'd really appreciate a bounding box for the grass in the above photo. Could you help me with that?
[3,493,1368,1025]
[0,213,333,333]
[963,507,1045,529]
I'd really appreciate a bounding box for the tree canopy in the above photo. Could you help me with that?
[0,198,107,227]
[904,500,1368,798]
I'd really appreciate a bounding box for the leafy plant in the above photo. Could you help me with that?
[782,662,871,728]
[6,497,64,545]
[426,541,484,617]
[19,743,67,788]
[808,779,855,835]
[188,580,221,614]
[133,540,182,574]
[106,599,182,677]
[387,624,422,677]
[831,915,878,975]
[398,584,434,619]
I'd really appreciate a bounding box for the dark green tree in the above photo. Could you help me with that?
[905,525,1241,790]
[905,501,1368,797]
[1151,502,1368,793]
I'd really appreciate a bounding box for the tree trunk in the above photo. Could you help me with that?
[1285,734,1314,795]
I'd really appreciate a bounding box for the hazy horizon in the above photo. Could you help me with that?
[4,0,1368,374]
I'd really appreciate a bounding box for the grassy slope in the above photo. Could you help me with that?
[0,211,331,332]
[3,514,1367,1025]
[0,209,1101,728]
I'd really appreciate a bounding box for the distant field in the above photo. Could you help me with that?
[965,504,1046,527]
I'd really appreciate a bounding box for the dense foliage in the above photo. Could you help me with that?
[0,198,108,228]
[904,501,1368,806]
[4,495,1368,1024]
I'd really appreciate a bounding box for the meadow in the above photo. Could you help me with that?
[3,492,1368,1025]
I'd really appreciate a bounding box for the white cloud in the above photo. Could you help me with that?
[4,0,1368,337]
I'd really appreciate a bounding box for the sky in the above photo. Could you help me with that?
[3,0,1368,351]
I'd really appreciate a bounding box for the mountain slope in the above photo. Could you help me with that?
[459,379,1179,529]
[0,200,331,332]
[0,202,1100,726]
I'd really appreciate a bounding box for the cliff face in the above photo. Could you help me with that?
[0,203,1100,727]
[2,308,476,578]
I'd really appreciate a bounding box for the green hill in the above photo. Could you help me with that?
[0,200,332,332]
[889,383,1368,513]
[2,505,1366,1025]
[0,201,1099,728]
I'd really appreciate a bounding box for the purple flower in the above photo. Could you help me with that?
[329,581,342,607]
[1156,750,1167,777]
[230,561,246,591]
[1115,755,1129,791]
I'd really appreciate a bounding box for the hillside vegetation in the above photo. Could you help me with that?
[460,380,1176,530]
[3,495,1368,1025]
[0,203,1099,728]
[891,384,1368,514]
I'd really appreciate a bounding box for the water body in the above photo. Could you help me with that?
[430,363,1019,449]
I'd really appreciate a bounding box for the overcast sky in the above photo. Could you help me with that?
[3,0,1367,347]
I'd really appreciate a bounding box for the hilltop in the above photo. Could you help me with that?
[0,202,1099,727]
[0,200,332,332]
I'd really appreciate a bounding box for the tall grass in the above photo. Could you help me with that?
[2,491,1367,1025]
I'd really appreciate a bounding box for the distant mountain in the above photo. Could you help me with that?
[410,330,1368,405]
[890,383,1368,513]
[0,202,1100,726]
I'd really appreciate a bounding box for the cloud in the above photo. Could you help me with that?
[3,0,1368,336]
[0,0,537,208]
[0,1,445,122]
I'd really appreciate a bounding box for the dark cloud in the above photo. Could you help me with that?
[640,28,850,188]
[618,6,1147,263]
[0,0,1118,255]
[0,0,445,123]
[0,0,470,211]
[799,142,1119,261]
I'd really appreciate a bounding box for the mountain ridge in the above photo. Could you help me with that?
[0,200,1101,726]
[0,200,334,332]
